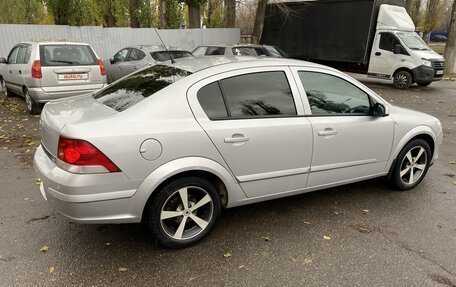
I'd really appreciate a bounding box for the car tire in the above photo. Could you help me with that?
[146,177,221,248]
[417,82,432,87]
[390,139,431,190]
[393,71,413,89]
[24,89,42,115]
[0,78,6,96]
[1,79,14,98]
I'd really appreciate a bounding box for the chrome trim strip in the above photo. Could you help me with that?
[237,167,310,182]
[310,159,378,172]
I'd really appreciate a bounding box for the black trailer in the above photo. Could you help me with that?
[260,0,404,71]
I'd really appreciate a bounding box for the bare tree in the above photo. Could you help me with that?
[445,0,456,74]
[129,0,140,28]
[405,0,421,25]
[252,0,268,44]
[224,0,236,27]
[420,0,445,42]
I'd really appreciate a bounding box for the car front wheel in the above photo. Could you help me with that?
[393,71,413,89]
[146,177,221,248]
[390,139,431,190]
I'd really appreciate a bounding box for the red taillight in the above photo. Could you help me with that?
[98,59,106,76]
[31,60,42,79]
[57,136,120,172]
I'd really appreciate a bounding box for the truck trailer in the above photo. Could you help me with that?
[261,0,446,88]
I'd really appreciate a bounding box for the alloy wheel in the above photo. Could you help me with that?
[399,146,427,185]
[25,90,32,112]
[395,74,408,88]
[160,186,214,240]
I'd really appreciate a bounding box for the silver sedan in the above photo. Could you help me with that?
[34,56,442,248]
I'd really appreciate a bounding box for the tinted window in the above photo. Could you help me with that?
[232,47,261,56]
[298,71,371,115]
[197,82,228,119]
[128,48,146,61]
[40,45,97,66]
[379,33,401,52]
[219,71,296,117]
[151,51,193,61]
[93,65,192,112]
[205,47,225,55]
[113,48,129,63]
[7,47,19,64]
[16,46,28,64]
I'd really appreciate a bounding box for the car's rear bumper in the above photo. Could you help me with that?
[33,145,141,223]
[28,84,107,103]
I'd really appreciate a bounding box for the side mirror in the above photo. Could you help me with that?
[109,58,114,64]
[373,103,388,117]
[0,57,7,64]
[393,44,402,55]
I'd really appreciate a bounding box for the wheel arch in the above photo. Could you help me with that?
[387,126,437,174]
[132,157,246,222]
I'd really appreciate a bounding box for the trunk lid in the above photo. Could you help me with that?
[40,95,116,157]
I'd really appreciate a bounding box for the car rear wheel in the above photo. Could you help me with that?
[146,177,221,248]
[390,139,431,190]
[24,89,41,115]
[393,71,412,89]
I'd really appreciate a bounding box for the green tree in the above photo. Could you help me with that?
[204,0,223,28]
[45,0,102,26]
[0,0,50,24]
[164,0,181,29]
[185,0,206,28]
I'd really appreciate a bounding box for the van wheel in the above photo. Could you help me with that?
[390,139,431,190]
[146,177,221,248]
[393,71,412,89]
[417,82,431,87]
[24,89,41,115]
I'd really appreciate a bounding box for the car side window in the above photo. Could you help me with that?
[128,48,146,61]
[197,82,228,119]
[379,33,406,54]
[298,71,371,115]
[7,46,19,64]
[16,46,28,64]
[192,47,207,56]
[113,48,129,63]
[205,47,225,55]
[219,71,296,117]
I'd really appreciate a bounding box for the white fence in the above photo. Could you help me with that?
[0,24,240,60]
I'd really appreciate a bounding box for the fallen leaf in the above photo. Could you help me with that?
[303,221,312,225]
[444,173,455,178]
[118,267,128,272]
[362,209,369,213]
[323,235,331,240]
[262,236,271,242]
[40,246,49,252]
[453,181,456,185]
[334,211,340,215]
[49,266,55,273]
[304,257,312,264]
[450,161,456,165]
[238,265,245,269]
[105,242,112,246]
[223,251,232,258]
[24,198,30,201]
[35,178,41,185]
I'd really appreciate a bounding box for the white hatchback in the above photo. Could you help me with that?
[34,57,442,248]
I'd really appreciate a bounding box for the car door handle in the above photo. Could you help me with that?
[19,70,21,74]
[318,129,337,136]
[224,134,249,143]
[375,52,381,56]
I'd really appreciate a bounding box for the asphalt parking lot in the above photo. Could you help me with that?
[0,77,455,287]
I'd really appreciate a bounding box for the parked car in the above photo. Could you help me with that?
[430,35,448,42]
[192,44,288,57]
[0,42,107,114]
[104,45,193,83]
[34,56,442,248]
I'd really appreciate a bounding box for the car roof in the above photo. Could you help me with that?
[195,44,276,49]
[19,41,90,46]
[130,45,189,52]
[169,56,335,73]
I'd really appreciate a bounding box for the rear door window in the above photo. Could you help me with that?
[93,65,192,112]
[205,47,225,55]
[192,47,207,56]
[197,82,228,119]
[112,48,129,63]
[40,45,97,66]
[219,71,296,117]
[151,51,193,61]
[127,48,146,61]
[16,46,28,64]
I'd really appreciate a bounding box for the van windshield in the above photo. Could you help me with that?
[40,45,97,66]
[93,65,192,112]
[396,32,430,51]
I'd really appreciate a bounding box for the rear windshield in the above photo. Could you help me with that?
[93,65,192,112]
[151,51,193,61]
[232,46,288,58]
[39,45,97,66]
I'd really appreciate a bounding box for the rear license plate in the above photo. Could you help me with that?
[436,70,444,75]
[58,73,88,80]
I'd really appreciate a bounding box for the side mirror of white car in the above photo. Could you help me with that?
[373,102,388,117]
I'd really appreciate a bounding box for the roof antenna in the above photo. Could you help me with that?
[154,28,175,64]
